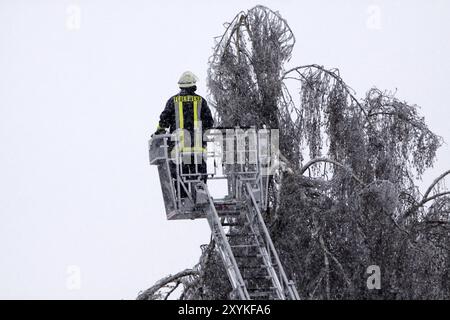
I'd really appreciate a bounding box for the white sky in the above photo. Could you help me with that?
[0,0,449,299]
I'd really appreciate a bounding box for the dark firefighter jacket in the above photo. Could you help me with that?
[156,87,214,149]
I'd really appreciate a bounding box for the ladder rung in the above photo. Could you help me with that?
[244,275,272,280]
[230,244,259,249]
[248,292,277,298]
[241,264,276,271]
[242,273,272,280]
[242,270,272,276]
[241,265,268,269]
[244,280,273,288]
[217,210,241,215]
[226,233,258,238]
[234,254,262,259]
[247,287,276,291]
[222,222,241,227]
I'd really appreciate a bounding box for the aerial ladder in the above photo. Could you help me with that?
[148,128,299,300]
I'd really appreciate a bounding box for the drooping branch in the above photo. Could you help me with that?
[423,170,450,201]
[299,157,365,185]
[403,192,450,220]
[137,269,200,300]
[164,282,181,300]
[282,64,367,117]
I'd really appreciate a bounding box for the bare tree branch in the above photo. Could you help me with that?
[423,170,450,201]
[164,282,181,300]
[299,157,365,185]
[403,192,450,220]
[283,64,368,117]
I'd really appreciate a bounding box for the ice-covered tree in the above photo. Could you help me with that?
[138,5,449,300]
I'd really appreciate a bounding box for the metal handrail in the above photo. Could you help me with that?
[245,182,299,300]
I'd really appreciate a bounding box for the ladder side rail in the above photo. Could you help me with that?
[206,216,245,298]
[256,133,265,208]
[258,247,285,299]
[203,183,250,300]
[245,182,299,300]
[244,206,286,300]
[289,281,301,300]
[256,129,270,210]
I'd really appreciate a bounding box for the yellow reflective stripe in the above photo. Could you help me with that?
[193,99,201,148]
[193,99,198,127]
[178,100,185,148]
[178,100,184,129]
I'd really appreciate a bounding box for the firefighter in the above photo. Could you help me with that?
[155,71,214,198]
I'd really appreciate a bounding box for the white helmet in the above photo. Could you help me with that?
[178,71,198,88]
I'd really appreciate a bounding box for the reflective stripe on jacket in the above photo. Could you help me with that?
[156,88,214,151]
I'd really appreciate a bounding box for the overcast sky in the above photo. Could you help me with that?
[0,0,449,299]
